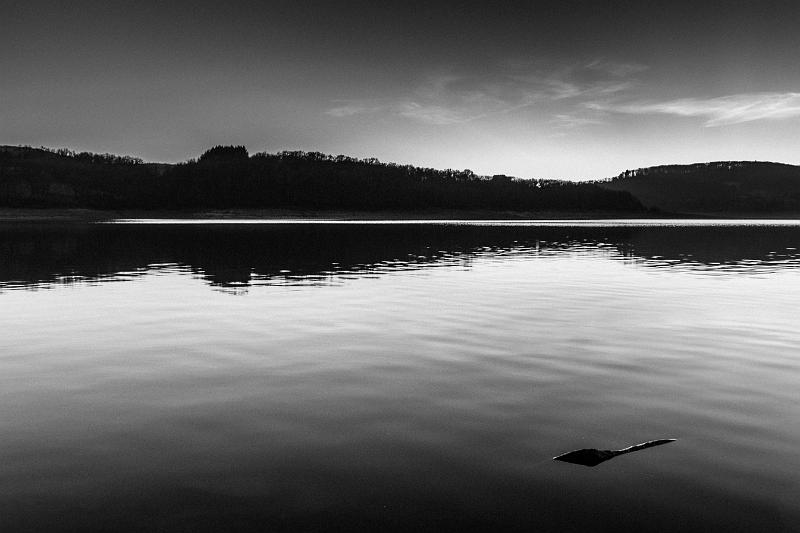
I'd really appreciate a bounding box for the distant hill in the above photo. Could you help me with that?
[10,145,800,216]
[599,162,800,215]
[0,145,168,208]
[0,145,643,213]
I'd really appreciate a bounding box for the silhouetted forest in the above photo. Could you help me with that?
[0,145,643,212]
[9,145,800,215]
[600,161,800,214]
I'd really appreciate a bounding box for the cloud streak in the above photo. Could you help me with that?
[325,61,642,126]
[328,58,800,132]
[585,59,649,77]
[325,104,384,118]
[326,99,482,125]
[587,92,800,126]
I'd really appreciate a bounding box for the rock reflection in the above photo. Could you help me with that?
[1,222,800,290]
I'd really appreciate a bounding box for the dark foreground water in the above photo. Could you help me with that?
[1,220,799,532]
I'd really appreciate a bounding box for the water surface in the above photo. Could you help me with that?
[1,221,798,532]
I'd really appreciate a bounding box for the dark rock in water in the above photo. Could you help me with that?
[553,439,676,467]
[553,448,617,467]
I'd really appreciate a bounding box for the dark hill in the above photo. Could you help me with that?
[599,161,800,215]
[0,145,166,208]
[0,145,643,213]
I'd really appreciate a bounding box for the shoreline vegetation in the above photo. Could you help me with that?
[0,207,694,222]
[7,207,799,223]
[2,144,800,220]
[0,145,644,215]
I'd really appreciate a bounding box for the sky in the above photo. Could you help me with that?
[2,0,800,179]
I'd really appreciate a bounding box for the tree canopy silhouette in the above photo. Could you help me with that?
[198,145,249,163]
[0,145,644,212]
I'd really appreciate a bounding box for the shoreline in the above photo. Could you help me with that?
[0,207,797,222]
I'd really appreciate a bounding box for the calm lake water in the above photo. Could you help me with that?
[1,220,799,532]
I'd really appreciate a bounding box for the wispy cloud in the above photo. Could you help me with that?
[396,102,472,125]
[325,60,645,126]
[325,98,483,125]
[550,113,604,128]
[325,103,383,118]
[585,59,649,78]
[326,62,800,130]
[587,92,800,126]
[544,79,633,100]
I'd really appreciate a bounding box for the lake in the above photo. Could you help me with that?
[1,220,798,532]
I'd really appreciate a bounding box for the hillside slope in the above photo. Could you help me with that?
[0,146,165,208]
[600,162,800,214]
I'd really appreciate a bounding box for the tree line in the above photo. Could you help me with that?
[0,145,644,212]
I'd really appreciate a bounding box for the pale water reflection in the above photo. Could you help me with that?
[0,221,799,532]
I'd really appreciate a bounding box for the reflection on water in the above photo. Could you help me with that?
[3,221,800,290]
[1,221,799,532]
